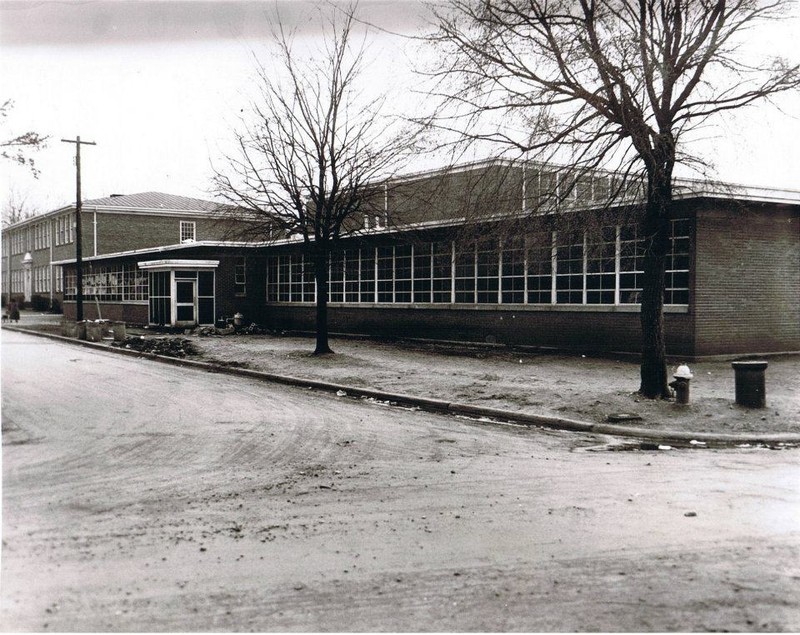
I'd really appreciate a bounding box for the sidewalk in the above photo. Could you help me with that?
[5,311,799,443]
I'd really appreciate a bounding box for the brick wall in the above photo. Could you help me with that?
[213,254,267,321]
[93,212,228,255]
[693,203,800,356]
[257,304,694,356]
[63,302,148,324]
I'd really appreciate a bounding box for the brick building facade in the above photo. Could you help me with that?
[51,163,800,359]
[1,192,234,309]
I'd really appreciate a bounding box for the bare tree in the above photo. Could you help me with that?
[1,99,48,178]
[213,4,422,355]
[2,186,41,227]
[427,0,800,397]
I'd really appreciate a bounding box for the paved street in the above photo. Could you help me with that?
[2,329,799,631]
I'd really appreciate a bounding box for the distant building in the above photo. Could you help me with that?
[51,162,800,358]
[1,192,233,309]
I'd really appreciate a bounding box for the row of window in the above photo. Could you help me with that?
[10,229,27,254]
[33,266,51,293]
[63,263,148,301]
[7,217,198,257]
[34,223,52,250]
[522,169,644,210]
[10,270,24,293]
[55,215,74,246]
[266,220,690,306]
[7,215,74,254]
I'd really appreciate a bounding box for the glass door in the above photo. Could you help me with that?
[175,278,196,324]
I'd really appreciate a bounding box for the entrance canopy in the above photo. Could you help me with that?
[138,259,219,326]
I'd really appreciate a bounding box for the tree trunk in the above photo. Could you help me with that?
[638,180,671,398]
[313,248,333,355]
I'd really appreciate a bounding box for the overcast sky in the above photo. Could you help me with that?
[1,0,799,215]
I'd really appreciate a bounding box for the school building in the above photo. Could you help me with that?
[48,162,800,359]
[1,192,238,310]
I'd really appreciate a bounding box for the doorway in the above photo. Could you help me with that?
[175,278,196,325]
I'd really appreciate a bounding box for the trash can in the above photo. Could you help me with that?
[112,321,127,341]
[85,322,104,342]
[731,360,768,408]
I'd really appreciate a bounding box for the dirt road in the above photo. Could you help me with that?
[2,330,799,631]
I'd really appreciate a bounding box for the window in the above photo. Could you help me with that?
[413,243,433,303]
[432,241,452,303]
[54,266,63,293]
[526,232,553,304]
[501,236,525,304]
[586,226,616,304]
[344,249,360,303]
[555,230,584,304]
[359,248,376,302]
[11,270,23,293]
[11,230,25,254]
[329,251,344,302]
[180,221,196,243]
[64,263,147,302]
[394,245,412,303]
[377,246,394,302]
[289,254,305,301]
[665,219,690,305]
[148,271,170,325]
[234,258,246,295]
[55,215,73,246]
[32,222,51,251]
[475,239,499,303]
[454,242,475,303]
[33,266,51,293]
[263,219,690,308]
[619,224,645,304]
[267,254,315,303]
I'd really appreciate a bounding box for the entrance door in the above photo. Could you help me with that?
[175,279,196,325]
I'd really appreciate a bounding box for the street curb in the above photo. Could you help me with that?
[5,325,799,446]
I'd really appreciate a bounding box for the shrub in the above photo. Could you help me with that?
[30,295,50,311]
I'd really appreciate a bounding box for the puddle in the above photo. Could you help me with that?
[576,440,800,452]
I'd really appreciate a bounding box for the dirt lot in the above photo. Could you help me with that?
[8,313,800,436]
[3,329,799,632]
[191,333,800,435]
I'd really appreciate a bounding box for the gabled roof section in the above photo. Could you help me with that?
[82,192,219,212]
[2,192,223,231]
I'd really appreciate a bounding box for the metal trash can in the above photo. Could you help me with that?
[731,360,768,408]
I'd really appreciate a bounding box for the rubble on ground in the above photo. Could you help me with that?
[111,336,200,358]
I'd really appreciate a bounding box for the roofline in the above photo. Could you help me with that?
[3,201,225,231]
[51,240,269,266]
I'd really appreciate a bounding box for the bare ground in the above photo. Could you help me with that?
[8,312,799,436]
[3,329,799,632]
[191,332,800,436]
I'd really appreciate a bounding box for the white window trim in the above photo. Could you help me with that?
[180,221,196,244]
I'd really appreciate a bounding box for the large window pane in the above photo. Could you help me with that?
[501,236,525,304]
[555,230,583,304]
[526,232,552,304]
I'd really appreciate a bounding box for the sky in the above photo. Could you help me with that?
[1,0,799,216]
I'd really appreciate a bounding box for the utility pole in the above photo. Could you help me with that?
[61,136,96,323]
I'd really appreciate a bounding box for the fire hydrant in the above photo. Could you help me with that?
[669,364,693,405]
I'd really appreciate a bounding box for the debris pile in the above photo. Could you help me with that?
[236,323,269,335]
[112,336,200,358]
